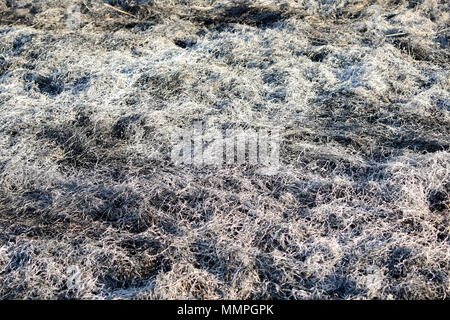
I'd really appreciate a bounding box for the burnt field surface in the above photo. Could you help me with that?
[0,0,449,299]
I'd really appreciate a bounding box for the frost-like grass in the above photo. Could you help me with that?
[0,0,448,299]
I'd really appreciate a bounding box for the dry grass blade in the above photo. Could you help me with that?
[103,3,137,19]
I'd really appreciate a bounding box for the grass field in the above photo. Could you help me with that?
[0,0,449,299]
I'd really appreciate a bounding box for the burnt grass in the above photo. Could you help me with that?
[0,0,449,299]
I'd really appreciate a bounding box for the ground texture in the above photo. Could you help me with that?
[0,0,449,299]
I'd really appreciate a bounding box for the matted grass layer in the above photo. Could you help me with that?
[0,0,448,299]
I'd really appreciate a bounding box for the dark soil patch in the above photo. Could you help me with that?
[186,3,300,29]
